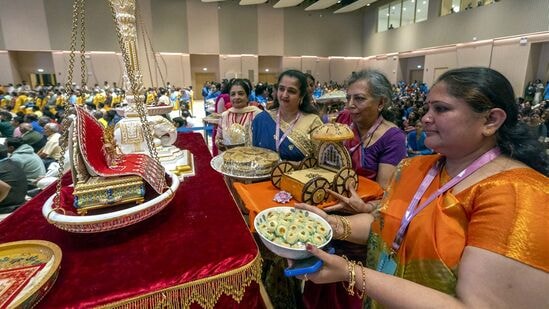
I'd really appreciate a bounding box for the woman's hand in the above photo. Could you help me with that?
[324,183,376,214]
[291,244,349,284]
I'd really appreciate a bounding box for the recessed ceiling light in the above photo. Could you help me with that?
[37,68,44,73]
[265,68,269,72]
[202,68,207,71]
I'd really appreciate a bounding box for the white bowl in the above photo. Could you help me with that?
[254,206,332,260]
[42,172,180,233]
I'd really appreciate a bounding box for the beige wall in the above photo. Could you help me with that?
[423,48,459,86]
[490,43,531,98]
[186,1,219,54]
[258,56,283,76]
[257,5,284,56]
[0,0,51,51]
[219,55,243,80]
[218,1,258,54]
[534,42,549,82]
[0,51,14,85]
[284,6,363,57]
[363,0,549,56]
[456,42,493,67]
[10,51,55,84]
[151,0,188,53]
[190,54,219,81]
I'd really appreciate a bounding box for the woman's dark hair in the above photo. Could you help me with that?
[220,80,229,94]
[270,69,318,115]
[435,67,548,175]
[346,69,396,122]
[228,78,251,97]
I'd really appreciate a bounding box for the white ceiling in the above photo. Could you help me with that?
[201,0,377,13]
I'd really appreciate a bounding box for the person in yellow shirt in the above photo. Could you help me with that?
[12,92,27,113]
[146,88,157,105]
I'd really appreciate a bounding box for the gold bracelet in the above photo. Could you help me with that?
[342,255,356,296]
[339,215,351,240]
[332,216,347,240]
[356,261,367,299]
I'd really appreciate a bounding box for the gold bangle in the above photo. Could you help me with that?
[342,255,356,296]
[356,261,367,299]
[339,215,351,240]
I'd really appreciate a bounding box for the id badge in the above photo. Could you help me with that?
[376,252,397,275]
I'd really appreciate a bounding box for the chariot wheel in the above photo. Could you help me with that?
[333,168,358,197]
[298,157,317,169]
[302,177,330,205]
[271,162,295,189]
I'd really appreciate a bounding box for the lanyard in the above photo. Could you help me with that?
[348,115,383,155]
[275,109,301,152]
[391,147,502,253]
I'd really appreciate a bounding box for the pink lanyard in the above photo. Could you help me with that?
[275,109,301,152]
[348,115,383,155]
[391,147,502,253]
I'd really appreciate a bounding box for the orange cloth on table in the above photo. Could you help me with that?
[234,176,384,230]
[366,155,549,303]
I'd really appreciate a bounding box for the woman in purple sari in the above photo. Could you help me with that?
[305,70,406,309]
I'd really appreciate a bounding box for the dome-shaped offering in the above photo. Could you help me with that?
[311,122,354,142]
[212,146,280,178]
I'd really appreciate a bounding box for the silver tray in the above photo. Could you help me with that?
[210,154,272,181]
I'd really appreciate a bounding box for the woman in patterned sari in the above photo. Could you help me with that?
[252,69,322,162]
[215,79,260,151]
[294,67,548,308]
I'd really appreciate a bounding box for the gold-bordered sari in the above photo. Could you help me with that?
[365,155,549,307]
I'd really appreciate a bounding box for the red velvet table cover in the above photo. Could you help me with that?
[0,133,264,309]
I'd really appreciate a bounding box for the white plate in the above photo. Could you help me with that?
[210,154,271,181]
[42,172,180,233]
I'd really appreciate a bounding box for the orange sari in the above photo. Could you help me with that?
[366,155,549,303]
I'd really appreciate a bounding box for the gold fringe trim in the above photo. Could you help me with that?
[97,254,262,309]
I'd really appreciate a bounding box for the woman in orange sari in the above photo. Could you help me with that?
[295,67,548,308]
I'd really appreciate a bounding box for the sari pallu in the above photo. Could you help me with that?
[252,110,322,162]
[217,105,261,147]
[366,155,549,307]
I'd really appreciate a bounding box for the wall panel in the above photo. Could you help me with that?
[0,0,51,51]
[0,51,14,85]
[257,5,284,56]
[186,1,219,54]
[151,0,188,52]
[218,1,258,54]
[490,43,531,97]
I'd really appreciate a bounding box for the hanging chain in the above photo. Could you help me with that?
[79,1,87,86]
[137,8,154,88]
[136,7,165,87]
[107,0,165,189]
[51,0,85,217]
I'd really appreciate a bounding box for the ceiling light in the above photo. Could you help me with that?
[366,3,370,6]
[417,65,422,68]
[403,7,406,10]
[417,9,421,12]
[37,68,44,73]
[202,67,208,71]
[422,0,426,3]
[265,68,269,72]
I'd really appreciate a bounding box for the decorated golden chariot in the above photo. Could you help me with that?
[42,0,180,233]
[270,123,358,205]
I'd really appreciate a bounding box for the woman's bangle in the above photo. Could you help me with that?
[340,216,351,240]
[342,255,356,296]
[333,215,351,240]
[356,261,367,299]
